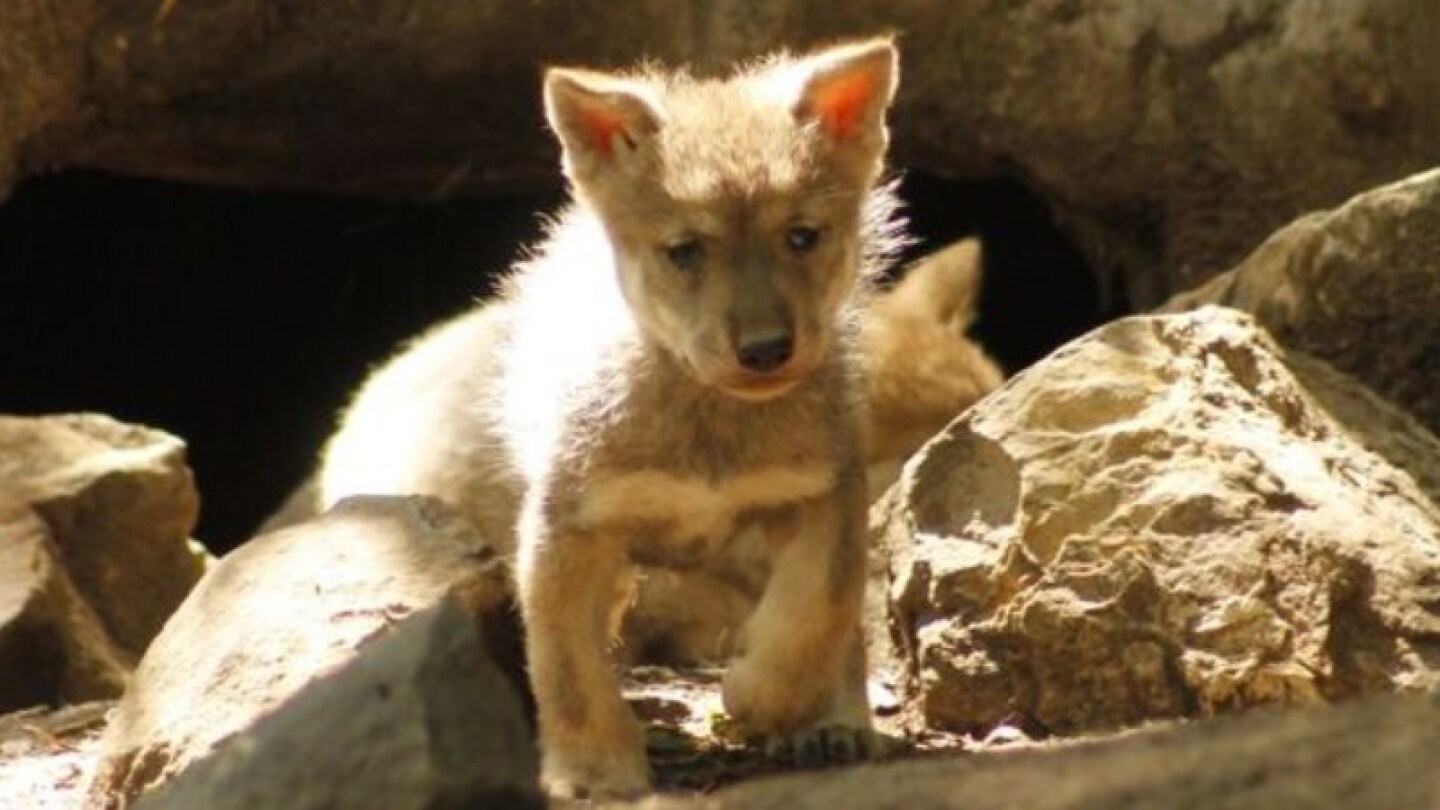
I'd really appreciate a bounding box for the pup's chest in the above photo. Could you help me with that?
[576,465,834,567]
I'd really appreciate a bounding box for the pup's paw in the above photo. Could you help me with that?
[759,724,906,768]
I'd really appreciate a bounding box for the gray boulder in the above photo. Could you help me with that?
[130,599,540,810]
[84,495,522,809]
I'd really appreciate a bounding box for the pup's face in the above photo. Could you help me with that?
[544,40,898,401]
[602,180,868,401]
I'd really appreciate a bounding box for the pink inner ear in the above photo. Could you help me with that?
[579,105,626,158]
[812,70,879,140]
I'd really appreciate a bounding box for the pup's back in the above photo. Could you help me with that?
[318,305,524,552]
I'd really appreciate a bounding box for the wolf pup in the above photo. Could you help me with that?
[516,39,901,797]
[325,39,902,797]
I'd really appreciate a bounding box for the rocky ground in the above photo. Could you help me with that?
[0,670,985,810]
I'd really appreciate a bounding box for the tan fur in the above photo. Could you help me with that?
[320,306,525,551]
[317,235,1000,555]
[512,45,895,795]
[315,41,1003,800]
[579,465,836,538]
[315,233,1005,789]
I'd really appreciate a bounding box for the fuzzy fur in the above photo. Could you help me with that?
[315,39,999,800]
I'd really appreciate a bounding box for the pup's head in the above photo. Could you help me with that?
[543,40,899,401]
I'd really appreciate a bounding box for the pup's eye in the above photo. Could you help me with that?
[663,238,704,271]
[785,226,822,253]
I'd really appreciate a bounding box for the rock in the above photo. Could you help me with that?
[897,1,1440,307]
[0,1,95,198]
[1166,167,1440,437]
[0,413,204,655]
[643,691,1440,810]
[84,495,522,810]
[128,599,541,810]
[879,307,1440,737]
[0,512,131,711]
[255,471,321,535]
[4,3,1438,303]
[0,413,205,710]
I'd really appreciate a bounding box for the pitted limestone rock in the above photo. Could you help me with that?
[879,307,1440,736]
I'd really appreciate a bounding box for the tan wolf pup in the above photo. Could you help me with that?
[327,39,911,798]
[519,40,903,797]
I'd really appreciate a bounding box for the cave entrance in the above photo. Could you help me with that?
[895,171,1111,373]
[0,170,1107,551]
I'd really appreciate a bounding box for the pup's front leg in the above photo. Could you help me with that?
[517,502,650,799]
[723,467,871,735]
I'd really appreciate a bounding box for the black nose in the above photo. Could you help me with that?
[736,334,794,373]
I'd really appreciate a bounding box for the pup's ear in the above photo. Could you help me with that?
[543,68,662,181]
[791,38,898,170]
[890,238,985,333]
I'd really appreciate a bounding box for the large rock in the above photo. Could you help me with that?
[84,495,521,810]
[0,512,130,710]
[1166,167,1440,437]
[130,599,540,810]
[3,2,1438,303]
[879,307,1440,737]
[0,413,204,710]
[645,691,1440,810]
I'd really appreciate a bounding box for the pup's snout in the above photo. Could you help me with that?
[736,332,794,373]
